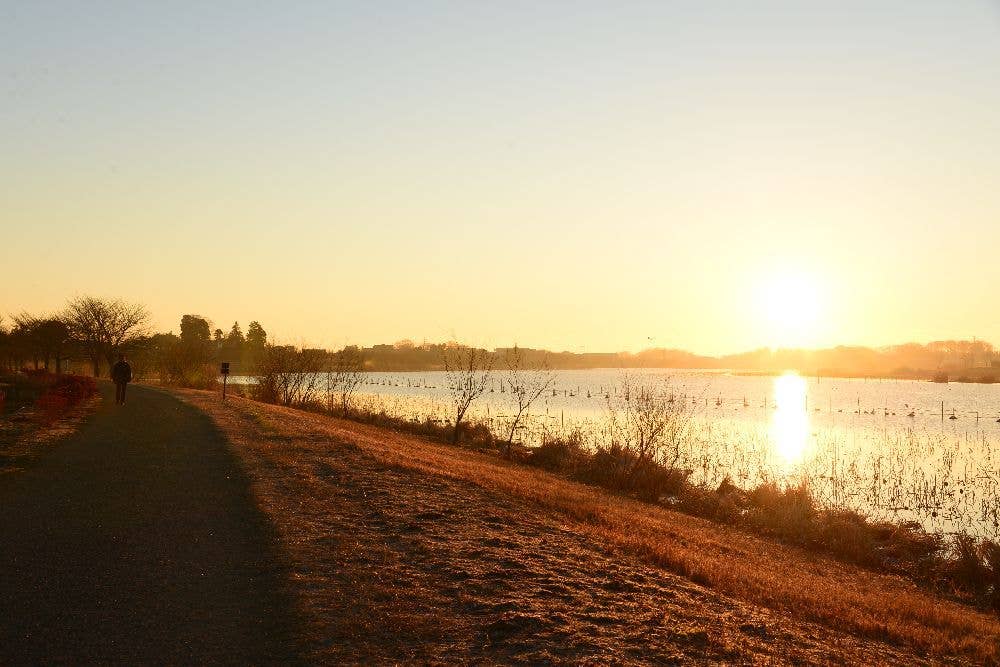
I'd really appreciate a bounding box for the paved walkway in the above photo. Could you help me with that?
[0,383,299,664]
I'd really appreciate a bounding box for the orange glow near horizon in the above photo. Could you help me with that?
[3,4,1000,354]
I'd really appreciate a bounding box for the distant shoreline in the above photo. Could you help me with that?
[731,368,999,384]
[229,366,999,384]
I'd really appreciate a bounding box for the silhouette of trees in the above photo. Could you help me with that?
[0,317,8,370]
[443,346,492,444]
[245,321,267,368]
[156,314,216,387]
[137,332,180,383]
[62,296,149,377]
[222,322,246,366]
[10,313,42,369]
[34,319,72,374]
[246,321,266,348]
[0,317,28,372]
[1,316,36,371]
[180,315,211,348]
[501,345,554,457]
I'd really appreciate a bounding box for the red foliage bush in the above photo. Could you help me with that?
[29,374,97,422]
[48,374,97,404]
[35,392,69,424]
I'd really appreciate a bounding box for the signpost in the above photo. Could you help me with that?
[221,362,230,400]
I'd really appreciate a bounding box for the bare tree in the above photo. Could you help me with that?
[500,345,555,457]
[326,346,365,416]
[63,296,149,377]
[252,344,328,406]
[443,345,492,444]
[606,373,691,474]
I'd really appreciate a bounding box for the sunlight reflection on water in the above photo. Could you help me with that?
[771,373,810,465]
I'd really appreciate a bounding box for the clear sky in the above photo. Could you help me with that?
[3,1,999,354]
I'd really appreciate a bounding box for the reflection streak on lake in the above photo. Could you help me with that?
[772,373,809,465]
[235,368,1000,536]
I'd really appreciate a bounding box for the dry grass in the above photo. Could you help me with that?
[172,388,1000,664]
[0,394,100,472]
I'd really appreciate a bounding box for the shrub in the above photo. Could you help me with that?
[49,374,97,404]
[0,371,62,411]
[573,443,691,502]
[983,540,1000,610]
[629,459,690,502]
[13,370,57,394]
[746,481,816,539]
[575,443,632,491]
[675,479,746,523]
[456,420,495,449]
[816,510,877,565]
[528,431,589,473]
[947,534,989,592]
[877,522,941,572]
[27,374,97,423]
[35,392,69,424]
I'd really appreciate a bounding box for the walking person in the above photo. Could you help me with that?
[111,353,133,405]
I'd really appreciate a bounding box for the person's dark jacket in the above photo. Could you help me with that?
[111,360,132,384]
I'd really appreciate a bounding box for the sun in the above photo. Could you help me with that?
[755,270,823,348]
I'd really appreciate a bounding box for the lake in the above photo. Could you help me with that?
[241,369,1000,537]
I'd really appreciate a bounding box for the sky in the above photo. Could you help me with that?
[3,1,1000,354]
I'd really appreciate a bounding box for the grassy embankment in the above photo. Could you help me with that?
[227,382,1000,610]
[173,387,1000,663]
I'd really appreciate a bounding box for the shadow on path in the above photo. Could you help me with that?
[0,383,299,664]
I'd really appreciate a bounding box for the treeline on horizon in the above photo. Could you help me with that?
[0,297,269,384]
[2,295,997,380]
[367,339,999,378]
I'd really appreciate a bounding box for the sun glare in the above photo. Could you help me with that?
[771,372,809,465]
[755,270,823,348]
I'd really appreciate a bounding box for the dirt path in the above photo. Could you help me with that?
[0,383,299,664]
